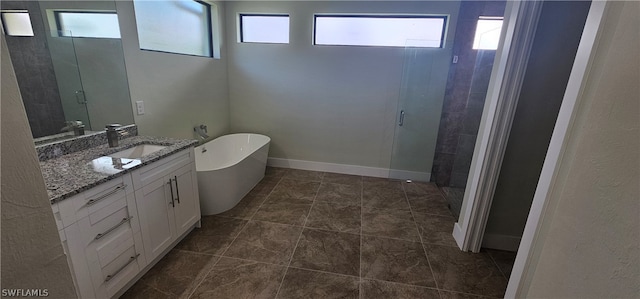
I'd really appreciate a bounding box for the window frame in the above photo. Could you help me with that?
[472,16,504,50]
[53,10,121,39]
[1,10,35,37]
[313,14,449,48]
[133,0,214,58]
[238,13,290,44]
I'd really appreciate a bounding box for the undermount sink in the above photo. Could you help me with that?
[108,144,166,159]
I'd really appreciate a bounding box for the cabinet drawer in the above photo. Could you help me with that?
[80,210,146,298]
[101,246,142,298]
[58,175,134,228]
[95,228,135,267]
[79,201,136,246]
[131,149,193,191]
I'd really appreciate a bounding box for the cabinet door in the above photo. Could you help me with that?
[63,223,97,299]
[135,176,176,262]
[172,163,201,237]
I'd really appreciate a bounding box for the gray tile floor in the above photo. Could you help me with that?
[440,187,465,219]
[122,167,516,299]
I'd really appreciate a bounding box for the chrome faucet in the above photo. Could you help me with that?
[194,124,209,141]
[61,120,85,136]
[106,124,123,147]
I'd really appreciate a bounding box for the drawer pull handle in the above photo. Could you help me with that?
[95,216,133,240]
[86,184,127,206]
[105,253,139,282]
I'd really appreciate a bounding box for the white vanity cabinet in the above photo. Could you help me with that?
[51,148,200,298]
[131,149,200,262]
[53,175,146,299]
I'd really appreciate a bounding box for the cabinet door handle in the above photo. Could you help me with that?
[399,110,405,126]
[105,254,140,282]
[167,179,175,207]
[95,216,133,240]
[173,176,180,204]
[86,184,127,207]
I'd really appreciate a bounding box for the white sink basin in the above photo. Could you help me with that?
[109,144,166,159]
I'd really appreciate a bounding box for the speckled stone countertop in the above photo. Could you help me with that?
[42,136,197,204]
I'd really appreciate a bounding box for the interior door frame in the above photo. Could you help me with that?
[453,0,610,296]
[452,0,544,252]
[505,1,608,297]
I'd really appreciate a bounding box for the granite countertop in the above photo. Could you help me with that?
[42,136,198,204]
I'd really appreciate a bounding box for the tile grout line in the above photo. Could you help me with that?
[147,283,178,298]
[247,173,286,220]
[184,171,286,299]
[273,171,325,299]
[402,181,441,291]
[174,253,497,298]
[218,217,364,237]
[288,265,360,280]
[438,287,506,298]
[178,255,222,299]
[214,173,283,221]
[184,220,249,299]
[360,232,450,246]
[364,277,441,293]
[486,250,510,281]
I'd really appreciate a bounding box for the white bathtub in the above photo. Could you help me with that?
[195,133,270,215]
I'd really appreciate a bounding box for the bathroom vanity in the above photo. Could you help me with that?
[40,129,200,298]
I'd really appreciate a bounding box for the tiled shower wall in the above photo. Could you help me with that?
[2,1,66,138]
[431,1,506,187]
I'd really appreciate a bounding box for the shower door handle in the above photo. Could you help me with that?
[75,90,87,104]
[399,110,405,126]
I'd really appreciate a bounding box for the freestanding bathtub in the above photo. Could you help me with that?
[195,133,270,215]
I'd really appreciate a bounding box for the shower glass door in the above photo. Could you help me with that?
[389,44,452,181]
[48,29,92,129]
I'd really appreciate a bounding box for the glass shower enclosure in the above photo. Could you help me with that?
[389,43,452,182]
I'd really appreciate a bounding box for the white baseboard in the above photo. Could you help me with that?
[389,169,431,182]
[482,233,521,252]
[268,158,430,182]
[453,222,465,250]
[268,158,390,178]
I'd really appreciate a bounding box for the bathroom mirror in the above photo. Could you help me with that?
[1,0,134,143]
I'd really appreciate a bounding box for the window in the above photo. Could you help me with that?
[472,17,503,50]
[1,10,35,36]
[133,0,212,57]
[55,11,121,38]
[240,14,289,44]
[314,15,447,48]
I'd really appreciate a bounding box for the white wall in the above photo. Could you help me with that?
[226,1,459,170]
[521,1,639,297]
[1,36,77,298]
[116,0,230,140]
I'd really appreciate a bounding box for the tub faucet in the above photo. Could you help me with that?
[194,124,209,141]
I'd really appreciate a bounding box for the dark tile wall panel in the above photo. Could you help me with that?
[431,1,506,187]
[2,1,66,138]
